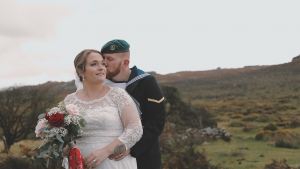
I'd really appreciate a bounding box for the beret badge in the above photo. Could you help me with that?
[110,45,115,51]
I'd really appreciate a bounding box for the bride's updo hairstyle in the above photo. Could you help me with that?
[74,49,102,82]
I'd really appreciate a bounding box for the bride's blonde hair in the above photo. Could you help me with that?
[74,49,102,82]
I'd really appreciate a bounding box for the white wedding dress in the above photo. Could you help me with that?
[64,86,143,169]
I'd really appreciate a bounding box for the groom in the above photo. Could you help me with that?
[101,39,166,169]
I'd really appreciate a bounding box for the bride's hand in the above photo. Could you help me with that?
[62,145,70,157]
[84,148,110,168]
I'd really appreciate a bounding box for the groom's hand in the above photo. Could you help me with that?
[108,149,130,161]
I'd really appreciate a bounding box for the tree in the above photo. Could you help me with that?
[160,85,213,168]
[0,84,60,150]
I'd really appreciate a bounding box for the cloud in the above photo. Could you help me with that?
[0,0,76,87]
[96,3,115,10]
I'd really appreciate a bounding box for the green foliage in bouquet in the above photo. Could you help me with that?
[28,101,86,168]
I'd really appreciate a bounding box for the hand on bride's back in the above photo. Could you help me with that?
[84,148,110,168]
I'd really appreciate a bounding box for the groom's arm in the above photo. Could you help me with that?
[130,76,166,158]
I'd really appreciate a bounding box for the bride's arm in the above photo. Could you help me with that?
[83,139,126,168]
[84,89,142,168]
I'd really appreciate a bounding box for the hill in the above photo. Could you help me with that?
[156,60,300,101]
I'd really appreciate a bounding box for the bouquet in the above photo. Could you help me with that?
[28,100,86,168]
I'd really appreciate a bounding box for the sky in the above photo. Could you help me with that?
[1,0,300,88]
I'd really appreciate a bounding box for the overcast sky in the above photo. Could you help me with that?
[1,0,300,88]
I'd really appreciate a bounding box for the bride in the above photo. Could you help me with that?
[63,49,143,169]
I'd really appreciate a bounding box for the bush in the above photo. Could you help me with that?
[263,123,277,131]
[243,127,251,132]
[275,138,300,149]
[290,120,300,127]
[269,116,280,122]
[265,159,291,169]
[231,114,243,118]
[228,122,244,127]
[213,115,228,122]
[162,149,211,169]
[258,117,271,122]
[242,113,260,121]
[218,150,244,157]
[265,110,277,114]
[255,130,273,140]
[242,123,258,132]
[0,156,47,169]
[255,130,300,149]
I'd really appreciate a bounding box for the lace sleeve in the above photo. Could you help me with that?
[115,88,143,150]
[64,93,75,105]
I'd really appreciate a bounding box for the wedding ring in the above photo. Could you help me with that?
[93,159,97,163]
[120,153,123,156]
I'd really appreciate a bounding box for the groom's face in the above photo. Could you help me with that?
[103,53,122,79]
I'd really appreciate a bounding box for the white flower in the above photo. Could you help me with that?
[48,107,65,116]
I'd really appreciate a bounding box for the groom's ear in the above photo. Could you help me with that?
[122,59,130,68]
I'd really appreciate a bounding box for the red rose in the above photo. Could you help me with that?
[44,112,50,120]
[48,113,65,127]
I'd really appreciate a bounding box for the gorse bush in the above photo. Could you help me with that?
[230,114,243,118]
[290,120,300,128]
[213,115,228,122]
[255,130,300,149]
[263,123,277,131]
[228,122,244,127]
[242,113,260,121]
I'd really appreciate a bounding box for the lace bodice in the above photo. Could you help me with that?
[64,86,143,151]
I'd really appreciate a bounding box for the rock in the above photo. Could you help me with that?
[203,127,212,135]
[225,132,230,137]
[220,126,225,131]
[202,141,209,145]
[212,128,219,136]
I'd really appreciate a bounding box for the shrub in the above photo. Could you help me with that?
[228,122,244,127]
[275,138,300,149]
[162,149,211,169]
[269,116,280,122]
[231,114,243,118]
[255,130,273,140]
[277,104,290,111]
[265,110,277,114]
[242,113,260,121]
[281,117,289,122]
[218,150,244,157]
[213,115,228,122]
[258,116,271,122]
[230,150,245,157]
[255,130,300,149]
[265,159,291,169]
[264,105,274,111]
[263,123,277,131]
[290,120,300,127]
[0,156,48,169]
[243,127,251,132]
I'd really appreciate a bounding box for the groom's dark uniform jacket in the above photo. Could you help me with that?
[107,66,166,169]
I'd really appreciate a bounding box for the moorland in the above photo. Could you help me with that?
[1,56,300,168]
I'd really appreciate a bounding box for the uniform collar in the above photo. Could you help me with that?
[126,66,150,87]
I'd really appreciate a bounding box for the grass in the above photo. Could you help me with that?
[195,121,300,169]
[0,139,42,154]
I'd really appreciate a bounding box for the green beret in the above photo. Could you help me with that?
[101,39,130,54]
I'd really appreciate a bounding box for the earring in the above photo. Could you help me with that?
[83,75,84,81]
